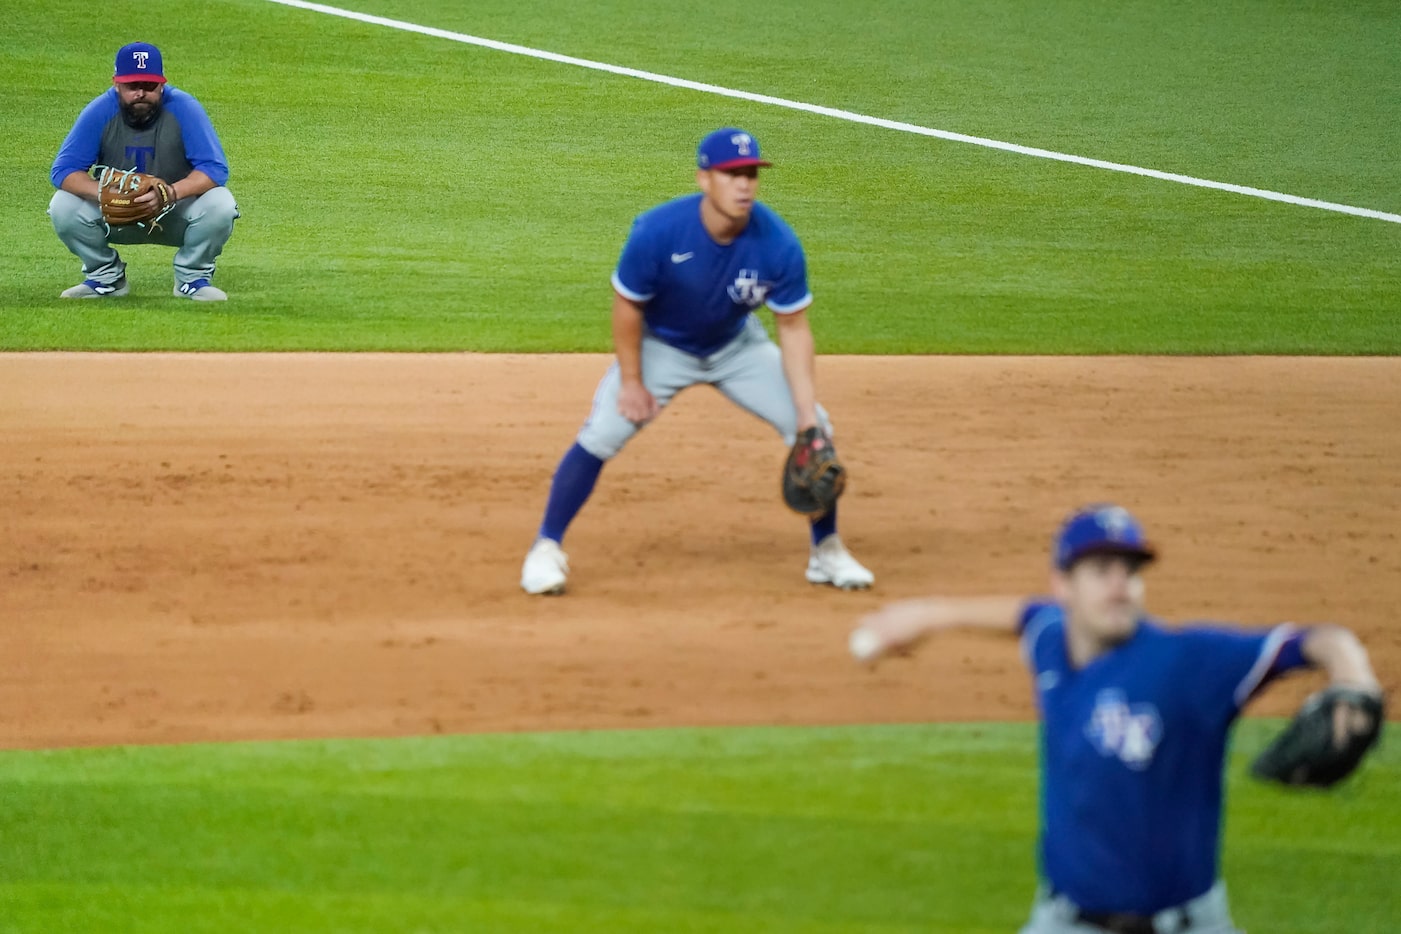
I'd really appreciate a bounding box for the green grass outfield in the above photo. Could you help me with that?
[1,722,1397,932]
[3,0,1398,352]
[4,3,1398,930]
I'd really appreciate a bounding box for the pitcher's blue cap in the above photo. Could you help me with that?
[1054,505,1157,570]
[697,128,772,170]
[114,42,165,84]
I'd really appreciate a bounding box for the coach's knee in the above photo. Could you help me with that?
[48,190,102,238]
[189,187,239,232]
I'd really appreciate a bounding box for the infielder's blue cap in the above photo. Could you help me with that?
[697,128,772,171]
[114,42,165,84]
[1054,504,1157,571]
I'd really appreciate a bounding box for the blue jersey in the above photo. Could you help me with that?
[610,193,812,357]
[51,86,229,189]
[1018,601,1309,914]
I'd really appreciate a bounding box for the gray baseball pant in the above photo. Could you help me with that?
[576,314,831,461]
[48,187,239,287]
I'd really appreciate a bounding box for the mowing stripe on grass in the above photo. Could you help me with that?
[265,0,1401,226]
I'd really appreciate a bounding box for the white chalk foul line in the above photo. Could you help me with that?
[267,0,1400,225]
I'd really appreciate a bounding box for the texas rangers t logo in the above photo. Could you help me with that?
[125,145,156,173]
[133,51,151,70]
[731,133,755,156]
[1085,689,1162,769]
[727,269,770,308]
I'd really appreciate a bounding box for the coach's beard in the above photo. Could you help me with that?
[121,100,161,129]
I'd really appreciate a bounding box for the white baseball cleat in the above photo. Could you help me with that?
[521,538,569,595]
[806,534,874,590]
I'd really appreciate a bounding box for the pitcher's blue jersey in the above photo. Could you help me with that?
[610,193,812,357]
[1018,602,1309,914]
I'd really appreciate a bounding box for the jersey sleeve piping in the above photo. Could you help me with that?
[1020,611,1055,669]
[610,271,653,303]
[768,292,814,314]
[1232,623,1299,708]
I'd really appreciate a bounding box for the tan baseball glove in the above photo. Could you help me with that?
[93,165,177,231]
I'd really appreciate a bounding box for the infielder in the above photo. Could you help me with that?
[49,42,238,301]
[521,127,873,595]
[850,505,1385,934]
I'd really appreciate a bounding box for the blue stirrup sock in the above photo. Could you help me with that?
[539,443,605,544]
[810,502,838,545]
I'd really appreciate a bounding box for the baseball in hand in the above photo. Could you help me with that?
[849,627,883,662]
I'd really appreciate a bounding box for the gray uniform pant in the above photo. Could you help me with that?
[1020,882,1242,934]
[48,187,239,286]
[576,314,831,461]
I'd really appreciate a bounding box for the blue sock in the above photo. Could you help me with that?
[539,443,605,544]
[810,502,838,545]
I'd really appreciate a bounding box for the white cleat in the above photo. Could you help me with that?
[521,538,569,595]
[806,534,874,590]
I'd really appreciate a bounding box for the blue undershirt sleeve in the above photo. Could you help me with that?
[51,94,117,187]
[165,90,229,185]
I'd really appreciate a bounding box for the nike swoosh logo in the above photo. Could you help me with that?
[670,252,694,264]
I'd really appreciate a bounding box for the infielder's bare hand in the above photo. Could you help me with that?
[617,381,660,424]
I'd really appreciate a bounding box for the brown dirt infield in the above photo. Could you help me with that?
[2,353,1397,750]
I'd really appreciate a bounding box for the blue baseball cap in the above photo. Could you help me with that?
[697,128,772,171]
[114,42,165,84]
[1053,504,1157,571]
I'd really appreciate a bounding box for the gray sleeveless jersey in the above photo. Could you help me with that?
[100,110,194,182]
